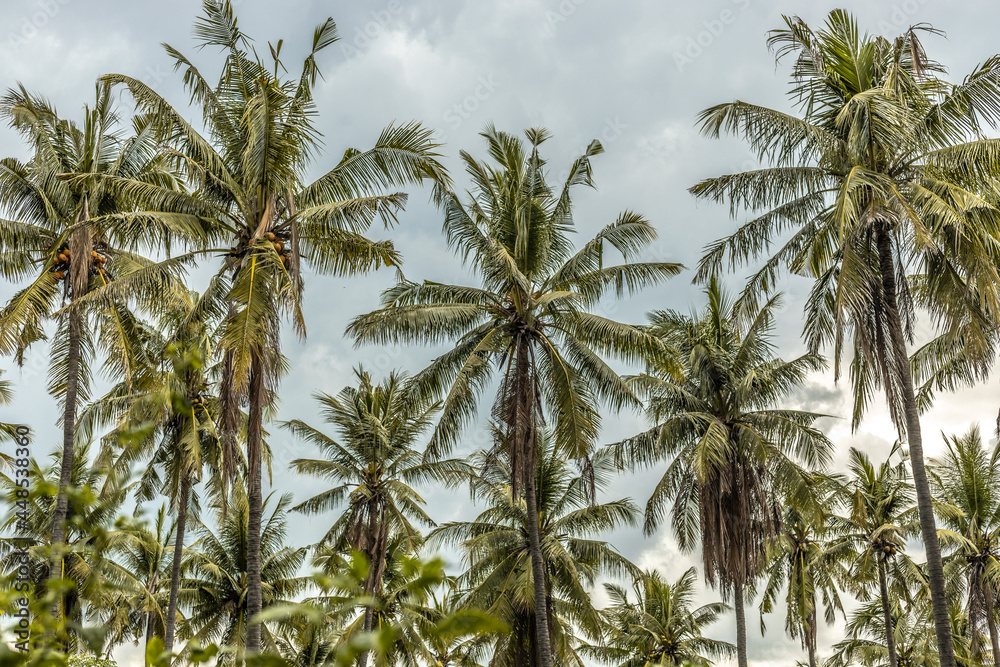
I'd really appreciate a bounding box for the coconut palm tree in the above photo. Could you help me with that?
[101,505,176,651]
[759,483,850,667]
[274,619,340,667]
[420,576,501,667]
[930,426,1000,667]
[349,125,680,667]
[581,567,734,667]
[78,285,231,654]
[0,82,190,577]
[432,438,640,667]
[827,595,982,667]
[285,367,471,667]
[690,13,1000,665]
[611,281,833,667]
[181,486,309,662]
[321,539,437,667]
[828,447,925,667]
[100,3,450,649]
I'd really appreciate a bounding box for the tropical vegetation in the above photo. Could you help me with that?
[2,6,1000,667]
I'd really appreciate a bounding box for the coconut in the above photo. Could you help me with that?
[266,232,276,241]
[53,271,65,279]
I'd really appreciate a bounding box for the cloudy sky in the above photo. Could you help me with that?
[2,0,1000,665]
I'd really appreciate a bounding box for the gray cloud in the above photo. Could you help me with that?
[2,1,1000,665]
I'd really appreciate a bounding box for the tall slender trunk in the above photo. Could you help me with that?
[245,355,265,654]
[878,559,899,667]
[985,583,1000,667]
[51,310,80,549]
[358,607,375,667]
[876,227,956,667]
[49,306,81,636]
[734,581,748,667]
[164,472,190,654]
[806,604,818,667]
[358,505,383,667]
[525,469,553,667]
[51,204,91,624]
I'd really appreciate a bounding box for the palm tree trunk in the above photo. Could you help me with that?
[49,306,81,634]
[51,308,80,549]
[357,507,383,667]
[245,354,265,654]
[806,605,818,667]
[986,587,1000,667]
[876,226,956,667]
[525,470,553,667]
[734,581,748,667]
[878,559,899,667]
[164,471,190,653]
[358,607,375,667]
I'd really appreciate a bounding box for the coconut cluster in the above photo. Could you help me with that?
[191,393,206,412]
[871,537,898,557]
[49,245,110,282]
[265,230,293,268]
[226,230,295,275]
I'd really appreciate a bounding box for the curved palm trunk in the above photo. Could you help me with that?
[164,471,190,653]
[876,227,956,667]
[878,559,899,667]
[525,468,553,667]
[734,581,748,667]
[245,355,265,654]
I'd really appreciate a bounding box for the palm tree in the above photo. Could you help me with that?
[828,447,924,667]
[611,281,833,667]
[274,619,340,667]
[349,125,680,667]
[827,595,982,667]
[581,567,734,667]
[930,426,1000,667]
[102,506,176,651]
[0,82,188,571]
[101,3,450,649]
[321,539,437,667]
[690,13,1000,666]
[759,483,849,667]
[79,285,230,654]
[181,486,309,662]
[420,577,500,667]
[285,367,471,667]
[432,438,640,667]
